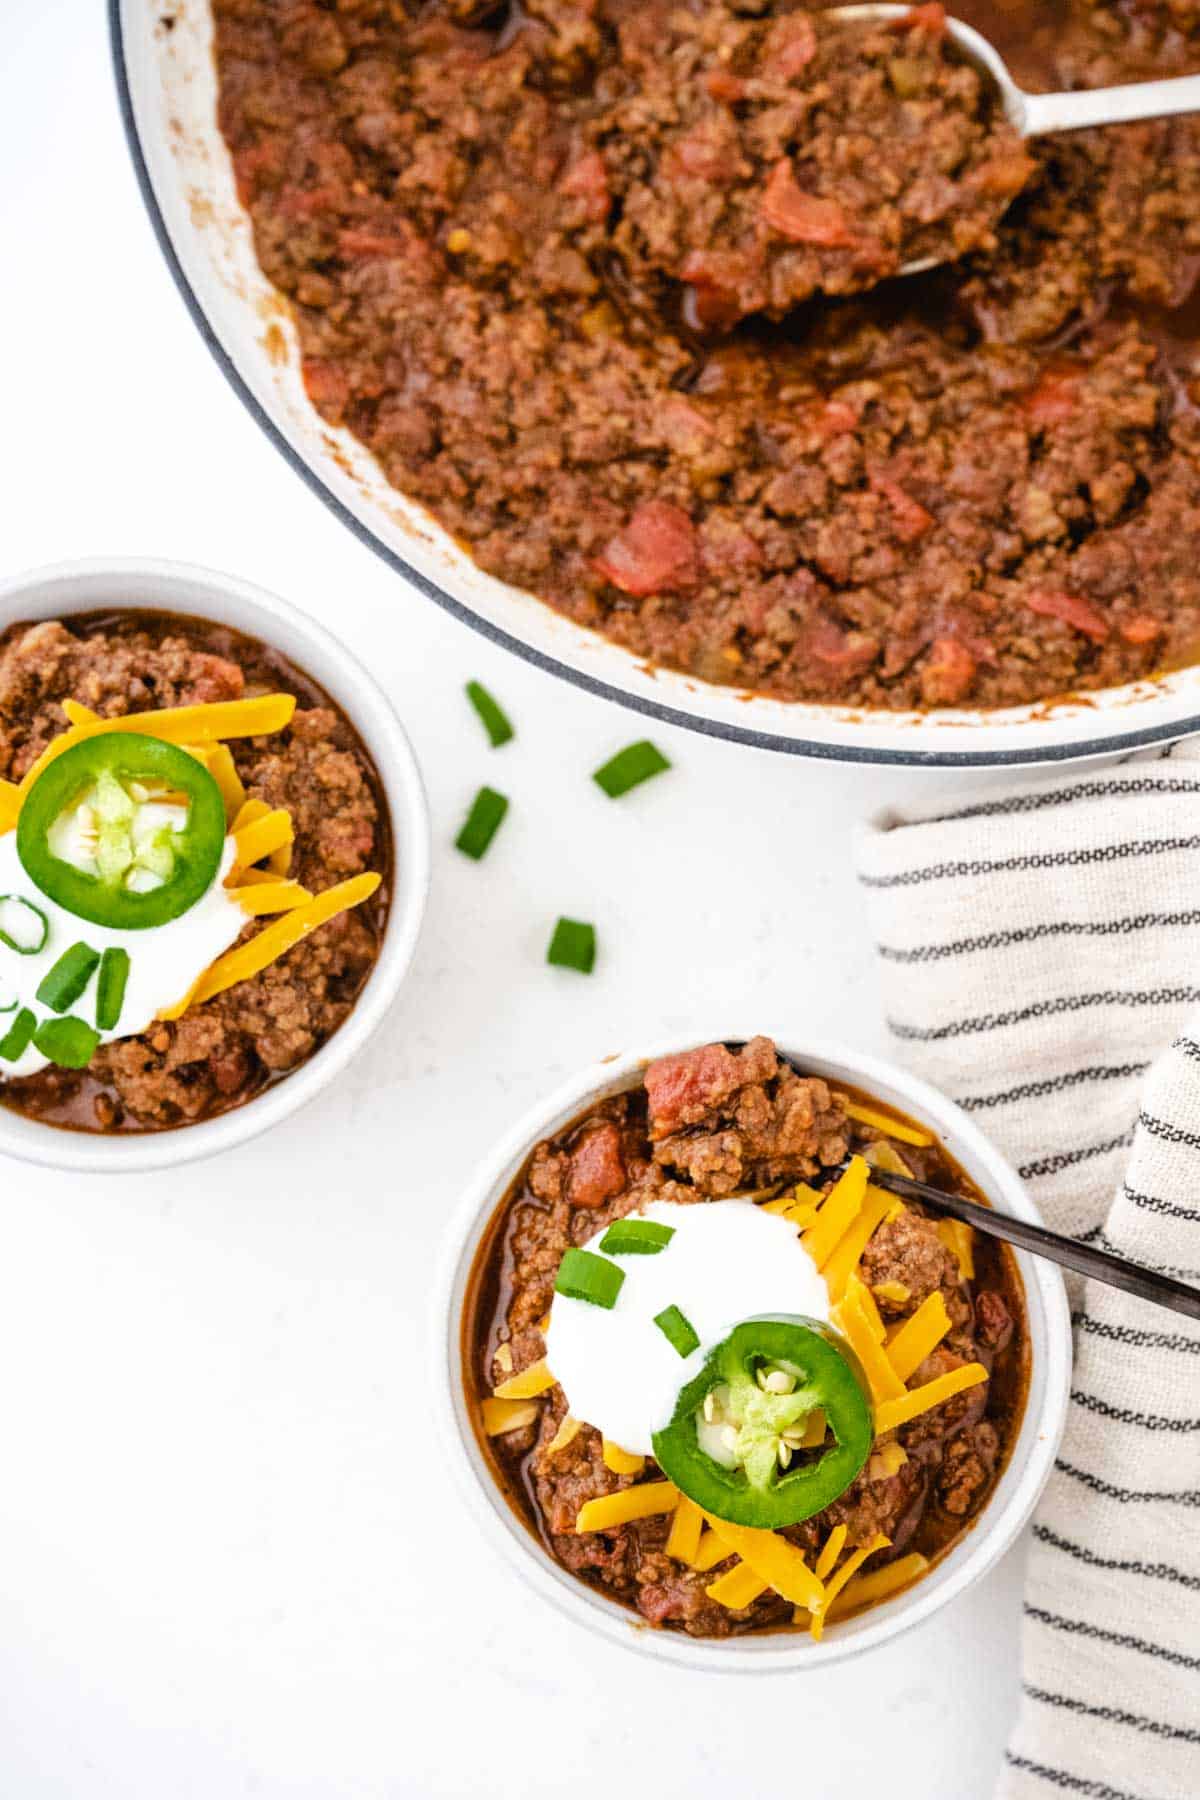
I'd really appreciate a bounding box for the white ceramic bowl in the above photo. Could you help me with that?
[0,557,430,1174]
[433,1030,1072,1672]
[112,0,1200,768]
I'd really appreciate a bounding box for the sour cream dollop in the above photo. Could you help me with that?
[0,832,245,1078]
[544,1198,830,1457]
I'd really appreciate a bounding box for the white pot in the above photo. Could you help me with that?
[111,0,1200,769]
[433,1030,1072,1671]
[0,557,430,1173]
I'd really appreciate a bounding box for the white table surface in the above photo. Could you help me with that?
[0,6,1027,1795]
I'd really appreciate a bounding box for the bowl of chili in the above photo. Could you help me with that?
[114,0,1200,769]
[433,1030,1071,1669]
[0,558,430,1172]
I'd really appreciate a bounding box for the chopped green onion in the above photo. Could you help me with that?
[455,786,508,860]
[0,1007,36,1062]
[593,741,671,799]
[554,1247,625,1310]
[465,681,514,748]
[0,980,15,1016]
[36,942,101,1015]
[0,895,49,955]
[33,1015,100,1070]
[654,1304,700,1358]
[547,917,595,974]
[599,1219,675,1257]
[95,948,131,1032]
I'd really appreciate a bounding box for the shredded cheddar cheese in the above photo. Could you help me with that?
[872,1280,911,1305]
[828,1552,929,1620]
[706,1561,769,1610]
[832,1289,905,1405]
[576,1483,679,1534]
[692,1529,733,1573]
[843,1101,932,1147]
[814,1523,848,1583]
[868,1442,909,1481]
[16,696,297,794]
[802,1156,868,1270]
[886,1291,952,1385]
[0,778,20,833]
[184,741,246,821]
[937,1217,976,1281]
[845,1272,886,1343]
[480,1397,539,1437]
[822,1184,894,1303]
[61,700,100,726]
[700,1515,824,1612]
[809,1533,890,1640]
[230,808,294,875]
[544,1415,582,1456]
[230,880,313,916]
[493,1344,513,1374]
[873,1362,988,1436]
[493,1359,556,1401]
[602,1439,646,1477]
[159,872,381,1018]
[665,1495,704,1566]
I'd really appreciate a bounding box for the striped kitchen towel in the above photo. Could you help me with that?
[856,745,1200,1800]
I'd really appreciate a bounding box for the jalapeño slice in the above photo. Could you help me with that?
[17,733,227,931]
[651,1316,873,1530]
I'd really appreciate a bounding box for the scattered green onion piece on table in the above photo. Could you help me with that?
[0,895,49,955]
[33,1015,100,1070]
[455,786,508,861]
[592,741,671,799]
[654,1305,700,1358]
[599,1219,675,1257]
[547,917,595,974]
[465,681,514,748]
[95,948,131,1032]
[36,942,102,1015]
[554,1247,625,1309]
[0,1008,36,1062]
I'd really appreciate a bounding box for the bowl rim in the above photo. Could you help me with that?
[431,1029,1073,1673]
[107,0,1200,772]
[0,555,431,1174]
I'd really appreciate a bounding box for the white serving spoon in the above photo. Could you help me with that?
[830,4,1200,136]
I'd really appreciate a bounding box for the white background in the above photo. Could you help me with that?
[0,6,1023,1796]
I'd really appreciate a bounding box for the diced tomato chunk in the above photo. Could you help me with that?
[921,636,978,706]
[804,617,879,680]
[768,15,817,78]
[971,152,1036,198]
[645,1041,771,1136]
[893,3,947,33]
[870,472,935,542]
[594,501,699,597]
[808,399,860,440]
[1023,589,1110,642]
[760,161,854,247]
[1119,614,1163,646]
[301,358,350,419]
[559,151,611,223]
[1022,371,1081,426]
[567,1122,627,1208]
[705,68,748,103]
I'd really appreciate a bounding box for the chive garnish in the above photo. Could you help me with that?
[33,1015,100,1070]
[37,942,101,1015]
[654,1305,700,1358]
[547,917,595,974]
[455,786,508,860]
[0,895,49,955]
[593,741,671,799]
[0,1007,36,1062]
[466,681,514,748]
[599,1219,675,1257]
[95,948,131,1032]
[554,1248,625,1310]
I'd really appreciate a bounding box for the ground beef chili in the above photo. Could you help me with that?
[213,0,1200,711]
[0,612,391,1133]
[464,1038,1029,1637]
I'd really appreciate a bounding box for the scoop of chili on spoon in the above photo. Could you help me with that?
[833,3,1200,276]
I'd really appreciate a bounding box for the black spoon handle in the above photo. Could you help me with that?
[860,1164,1200,1323]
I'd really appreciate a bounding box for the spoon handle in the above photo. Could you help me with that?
[1021,73,1200,138]
[862,1165,1200,1323]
